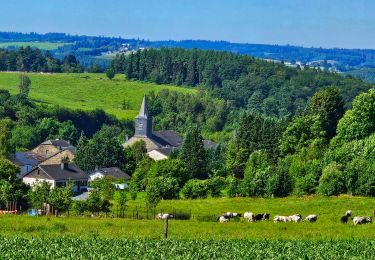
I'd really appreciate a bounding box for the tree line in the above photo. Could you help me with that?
[111,48,373,117]
[0,47,83,73]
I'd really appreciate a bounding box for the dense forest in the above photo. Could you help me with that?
[111,48,373,118]
[0,47,83,73]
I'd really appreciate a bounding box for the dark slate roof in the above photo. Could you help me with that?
[154,147,174,157]
[96,167,131,180]
[153,130,183,147]
[203,140,218,150]
[13,151,45,167]
[25,163,88,181]
[42,139,72,148]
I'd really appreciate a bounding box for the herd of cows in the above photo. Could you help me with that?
[155,210,373,225]
[217,210,372,225]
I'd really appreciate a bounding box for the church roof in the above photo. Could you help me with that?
[154,130,183,147]
[137,95,148,118]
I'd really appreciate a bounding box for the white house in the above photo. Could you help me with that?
[23,163,88,193]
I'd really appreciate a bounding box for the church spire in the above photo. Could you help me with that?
[138,95,148,117]
[135,95,152,137]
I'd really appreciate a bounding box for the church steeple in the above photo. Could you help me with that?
[138,95,148,117]
[134,95,152,137]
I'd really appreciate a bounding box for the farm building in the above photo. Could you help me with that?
[123,96,216,160]
[22,162,88,193]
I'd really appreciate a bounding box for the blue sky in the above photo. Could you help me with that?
[1,0,374,48]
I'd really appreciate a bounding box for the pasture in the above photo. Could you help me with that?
[0,72,196,119]
[1,196,375,240]
[0,41,69,50]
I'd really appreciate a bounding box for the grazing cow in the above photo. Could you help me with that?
[255,213,270,221]
[341,210,352,224]
[156,213,173,220]
[305,214,318,222]
[222,212,241,219]
[353,216,372,225]
[289,214,302,223]
[223,212,233,219]
[273,215,290,223]
[244,212,255,222]
[218,216,229,223]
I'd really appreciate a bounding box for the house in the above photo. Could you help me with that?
[22,163,88,193]
[89,167,131,182]
[12,139,76,177]
[123,96,216,161]
[89,167,131,190]
[32,139,76,158]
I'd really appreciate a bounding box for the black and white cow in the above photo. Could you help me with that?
[156,213,173,220]
[254,213,270,221]
[353,216,372,225]
[341,210,352,224]
[244,212,255,222]
[305,214,318,222]
[273,215,290,223]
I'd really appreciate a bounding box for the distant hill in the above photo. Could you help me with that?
[346,68,375,83]
[1,32,375,72]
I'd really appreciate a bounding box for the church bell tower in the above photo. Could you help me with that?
[135,95,152,137]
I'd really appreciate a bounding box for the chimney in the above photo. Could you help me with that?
[61,162,68,170]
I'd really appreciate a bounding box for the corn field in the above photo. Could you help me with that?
[0,237,374,259]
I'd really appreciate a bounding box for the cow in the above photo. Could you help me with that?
[255,213,270,221]
[305,214,318,222]
[244,212,255,222]
[353,216,372,225]
[341,210,352,224]
[218,216,229,223]
[273,215,290,223]
[289,214,302,223]
[156,213,173,220]
[222,212,241,219]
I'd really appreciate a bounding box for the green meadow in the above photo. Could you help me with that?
[1,196,374,240]
[0,72,196,119]
[0,41,69,50]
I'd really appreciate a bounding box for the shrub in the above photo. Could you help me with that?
[317,162,346,196]
[181,179,209,199]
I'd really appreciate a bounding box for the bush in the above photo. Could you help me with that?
[317,162,346,196]
[181,179,209,199]
[207,176,226,197]
[225,176,240,197]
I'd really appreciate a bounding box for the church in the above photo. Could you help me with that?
[123,96,183,160]
[123,96,217,161]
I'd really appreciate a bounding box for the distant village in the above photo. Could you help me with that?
[13,96,216,201]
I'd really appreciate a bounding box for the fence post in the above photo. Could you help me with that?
[164,218,169,239]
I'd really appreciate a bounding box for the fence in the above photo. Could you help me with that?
[116,206,192,220]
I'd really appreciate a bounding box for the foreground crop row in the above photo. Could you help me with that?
[0,237,374,259]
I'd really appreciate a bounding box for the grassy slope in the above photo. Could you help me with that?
[0,42,69,50]
[1,196,374,240]
[0,72,196,119]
